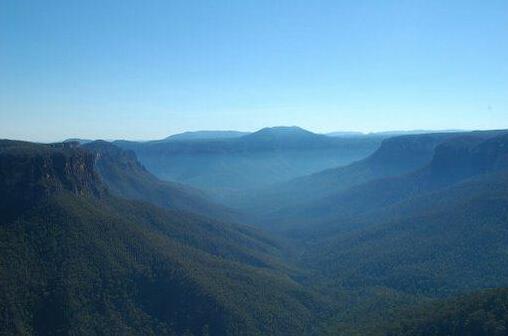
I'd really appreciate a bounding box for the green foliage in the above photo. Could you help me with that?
[0,191,323,335]
[0,140,322,335]
[3,129,508,336]
[83,140,236,221]
[303,170,508,296]
[381,288,508,336]
[235,132,455,219]
[243,130,508,235]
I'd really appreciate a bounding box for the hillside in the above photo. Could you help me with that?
[306,171,508,295]
[3,132,508,335]
[0,140,323,335]
[248,130,508,234]
[299,133,508,334]
[230,132,458,212]
[114,126,383,192]
[296,133,508,300]
[378,288,508,336]
[83,141,235,221]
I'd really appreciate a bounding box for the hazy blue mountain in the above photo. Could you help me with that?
[311,131,508,230]
[114,126,383,193]
[288,132,508,303]
[163,130,250,141]
[240,126,331,147]
[244,130,508,233]
[231,132,458,213]
[63,138,94,144]
[325,131,366,137]
[326,129,462,138]
[0,140,323,335]
[368,129,463,137]
[4,130,508,335]
[83,140,236,221]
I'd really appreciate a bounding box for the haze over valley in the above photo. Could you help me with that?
[2,1,508,335]
[2,126,508,335]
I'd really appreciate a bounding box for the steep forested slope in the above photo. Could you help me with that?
[307,172,508,295]
[230,132,456,214]
[257,131,508,235]
[379,288,508,336]
[83,141,235,221]
[0,140,322,336]
[3,130,508,336]
[301,133,508,297]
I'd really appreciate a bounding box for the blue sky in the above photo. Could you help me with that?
[1,0,507,141]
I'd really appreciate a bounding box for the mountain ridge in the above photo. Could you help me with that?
[237,130,508,232]
[83,140,236,221]
[163,130,250,142]
[0,139,324,335]
[114,126,383,192]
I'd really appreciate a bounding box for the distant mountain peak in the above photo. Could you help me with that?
[63,138,93,144]
[247,126,317,138]
[164,130,250,141]
[258,125,311,132]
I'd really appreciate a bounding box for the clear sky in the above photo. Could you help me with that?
[1,0,507,142]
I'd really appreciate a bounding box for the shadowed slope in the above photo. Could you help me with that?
[0,140,323,336]
[83,141,236,221]
[248,130,508,234]
[378,288,508,336]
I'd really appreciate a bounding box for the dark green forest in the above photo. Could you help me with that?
[381,288,508,336]
[2,129,508,335]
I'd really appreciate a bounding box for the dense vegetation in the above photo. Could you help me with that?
[228,132,458,224]
[306,171,508,294]
[83,140,235,221]
[0,141,324,335]
[380,288,508,336]
[2,128,508,335]
[233,130,507,231]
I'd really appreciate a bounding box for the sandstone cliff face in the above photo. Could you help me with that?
[429,133,508,185]
[0,141,104,219]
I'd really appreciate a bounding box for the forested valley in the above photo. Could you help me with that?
[2,127,508,335]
